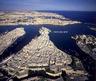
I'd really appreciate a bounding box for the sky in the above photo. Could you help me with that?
[0,0,96,11]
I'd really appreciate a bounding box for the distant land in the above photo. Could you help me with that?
[0,11,80,26]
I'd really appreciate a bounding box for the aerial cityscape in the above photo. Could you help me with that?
[0,0,96,81]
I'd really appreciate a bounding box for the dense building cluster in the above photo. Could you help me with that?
[0,28,25,55]
[72,35,96,60]
[1,27,87,81]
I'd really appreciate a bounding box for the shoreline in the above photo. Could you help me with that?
[0,23,81,27]
[0,11,81,26]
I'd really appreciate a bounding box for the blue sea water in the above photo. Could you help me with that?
[43,11,96,24]
[0,11,96,81]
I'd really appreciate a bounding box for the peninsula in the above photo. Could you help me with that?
[0,11,80,26]
[1,27,87,81]
[0,28,25,55]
